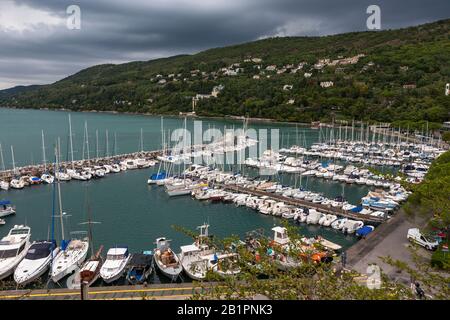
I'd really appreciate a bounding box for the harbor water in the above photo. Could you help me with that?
[0,107,362,285]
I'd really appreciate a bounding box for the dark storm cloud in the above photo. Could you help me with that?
[0,0,448,89]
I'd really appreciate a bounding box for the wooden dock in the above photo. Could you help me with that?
[218,184,386,224]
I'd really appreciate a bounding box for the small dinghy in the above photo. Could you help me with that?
[126,251,154,285]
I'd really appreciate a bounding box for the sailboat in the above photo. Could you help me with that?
[51,142,89,283]
[14,155,60,286]
[67,187,104,289]
[40,130,54,184]
[9,146,25,189]
[100,246,131,283]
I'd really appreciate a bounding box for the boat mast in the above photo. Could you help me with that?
[11,145,17,175]
[41,130,47,172]
[68,114,75,170]
[96,129,99,160]
[140,128,144,152]
[0,143,5,172]
[56,138,65,241]
[84,121,90,165]
[79,186,100,257]
[114,132,117,156]
[105,130,109,157]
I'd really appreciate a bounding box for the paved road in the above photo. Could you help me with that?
[0,282,206,300]
[346,209,430,284]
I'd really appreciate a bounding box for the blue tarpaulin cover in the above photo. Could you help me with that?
[0,200,11,206]
[356,226,374,237]
[351,206,363,213]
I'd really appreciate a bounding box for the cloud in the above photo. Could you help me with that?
[0,0,448,89]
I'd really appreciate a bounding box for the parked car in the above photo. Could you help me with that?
[407,228,439,251]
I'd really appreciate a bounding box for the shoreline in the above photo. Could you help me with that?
[0,105,312,127]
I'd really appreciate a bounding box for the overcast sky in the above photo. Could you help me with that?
[0,0,448,89]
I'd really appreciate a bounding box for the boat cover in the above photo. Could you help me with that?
[356,226,374,237]
[0,200,11,206]
[129,253,152,267]
[351,206,363,213]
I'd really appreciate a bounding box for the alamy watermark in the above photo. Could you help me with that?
[366,264,381,289]
[366,5,381,30]
[66,5,81,30]
[166,120,279,175]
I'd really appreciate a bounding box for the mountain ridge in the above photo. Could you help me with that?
[1,19,449,126]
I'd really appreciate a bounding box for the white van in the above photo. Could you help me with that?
[407,228,438,251]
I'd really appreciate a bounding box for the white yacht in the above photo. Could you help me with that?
[0,225,31,280]
[51,239,89,282]
[100,247,131,283]
[14,240,59,286]
[178,224,216,281]
[0,200,16,218]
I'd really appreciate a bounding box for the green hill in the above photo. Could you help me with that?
[1,19,449,126]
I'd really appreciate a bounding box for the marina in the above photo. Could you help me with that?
[0,107,447,290]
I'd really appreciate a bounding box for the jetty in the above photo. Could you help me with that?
[218,184,386,224]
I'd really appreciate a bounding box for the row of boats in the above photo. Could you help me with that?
[1,221,338,287]
[148,163,410,214]
[0,158,157,191]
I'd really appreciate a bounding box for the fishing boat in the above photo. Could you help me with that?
[178,224,216,281]
[100,246,131,283]
[14,240,59,286]
[68,251,103,289]
[0,200,16,218]
[126,252,154,285]
[269,227,302,271]
[210,252,240,277]
[153,237,182,281]
[0,225,32,280]
[0,219,5,225]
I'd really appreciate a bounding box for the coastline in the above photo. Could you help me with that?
[0,105,312,127]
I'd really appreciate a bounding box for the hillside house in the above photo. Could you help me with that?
[320,81,334,88]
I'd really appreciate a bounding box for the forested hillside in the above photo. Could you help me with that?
[1,19,449,126]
